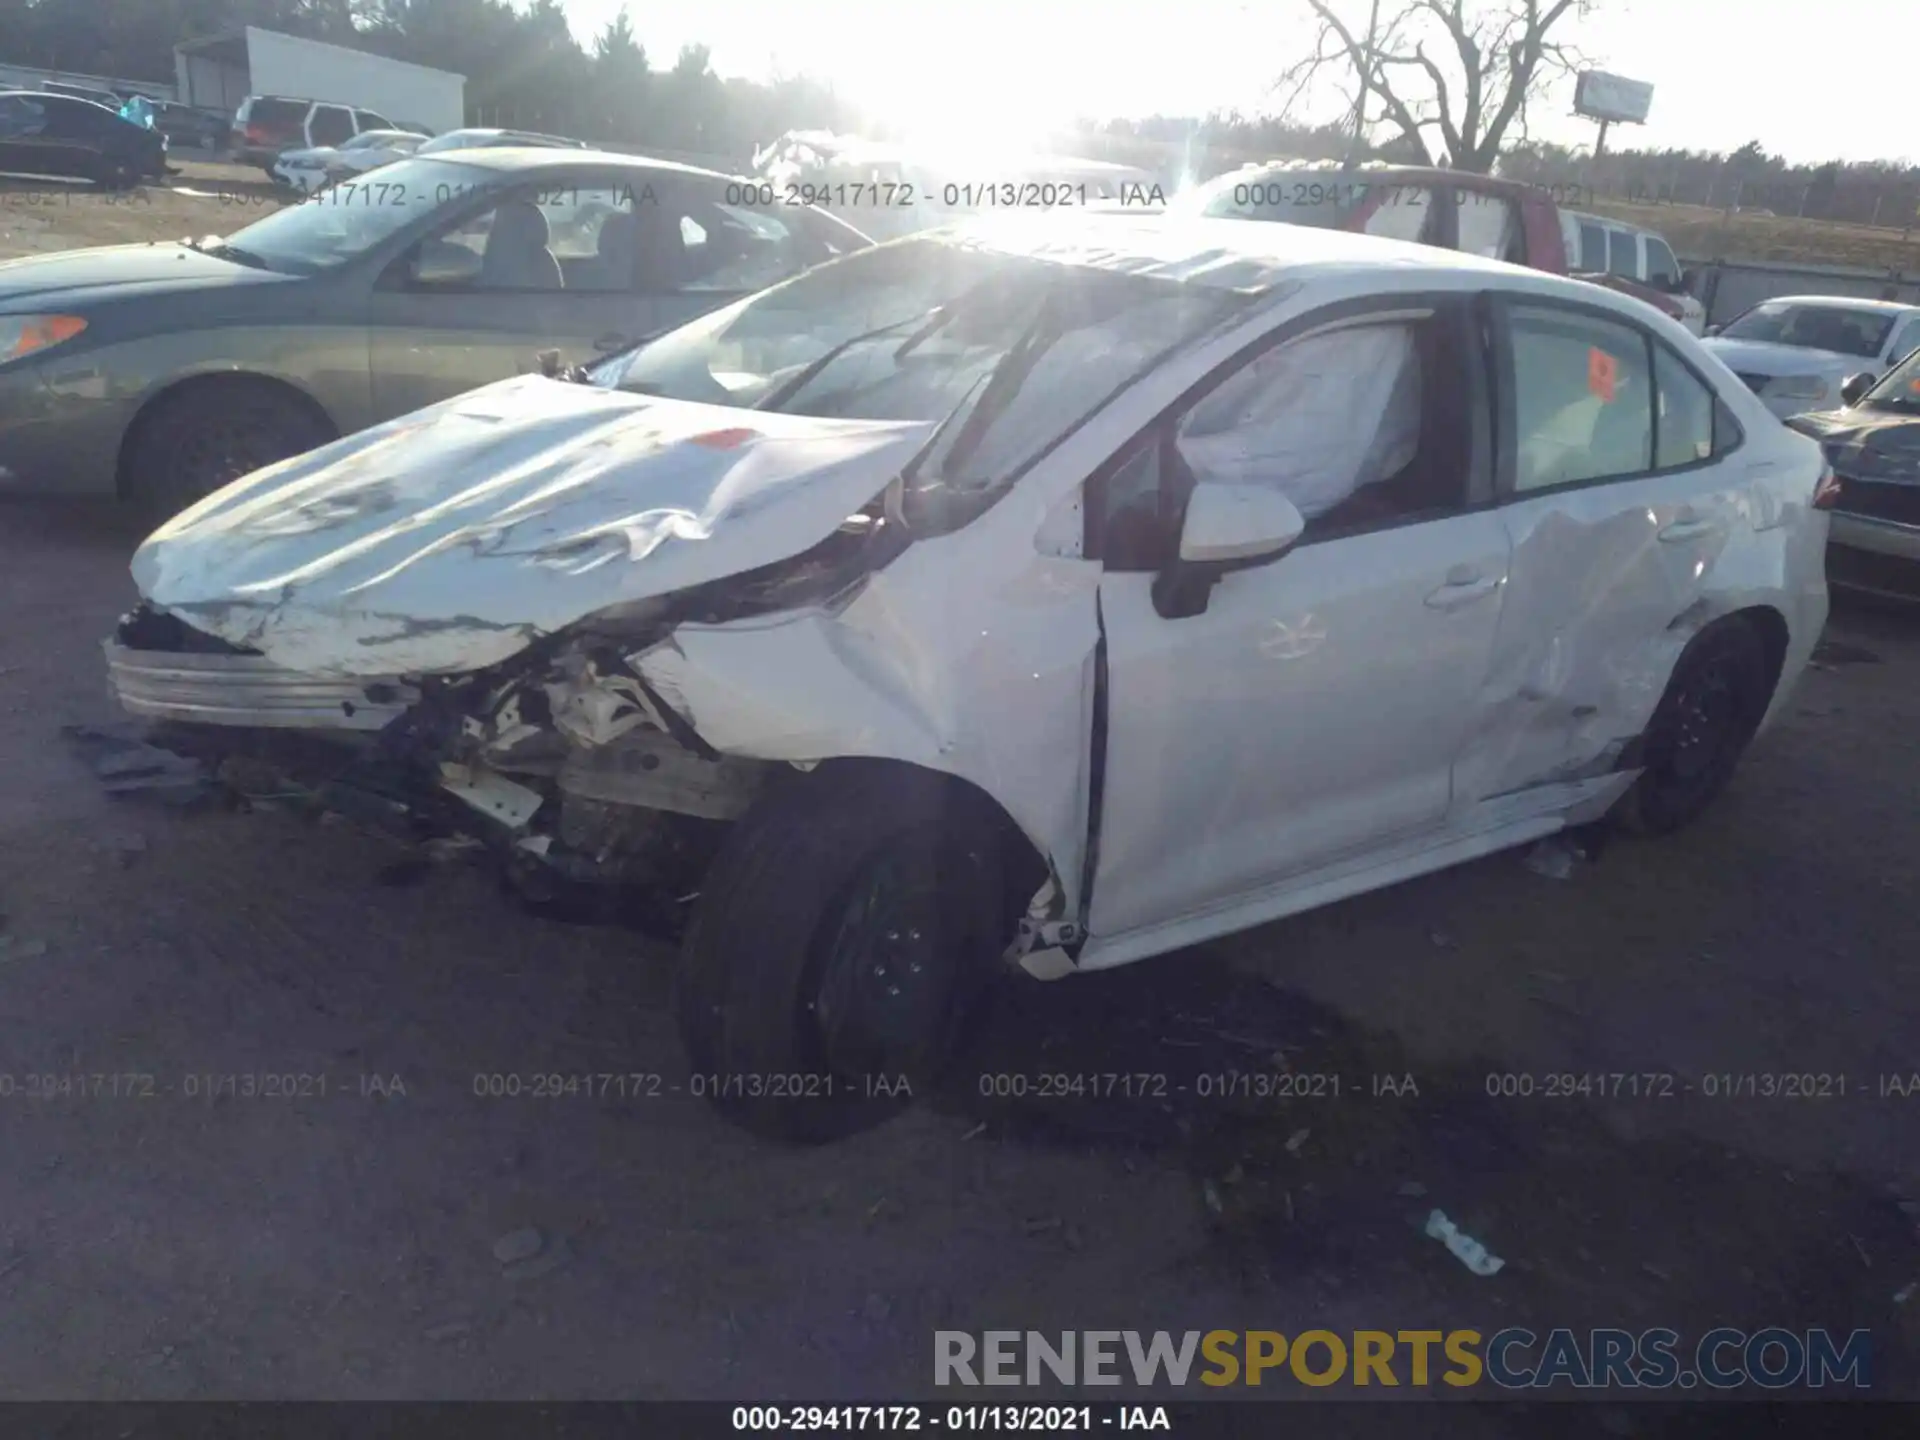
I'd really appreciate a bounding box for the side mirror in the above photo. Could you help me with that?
[1152,483,1305,620]
[1705,322,1722,337]
[1179,482,1305,563]
[1840,373,1876,407]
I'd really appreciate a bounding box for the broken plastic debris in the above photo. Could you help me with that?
[1523,836,1579,881]
[62,723,211,802]
[1424,1209,1506,1276]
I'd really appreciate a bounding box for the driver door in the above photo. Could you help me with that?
[367,174,657,419]
[1086,298,1513,940]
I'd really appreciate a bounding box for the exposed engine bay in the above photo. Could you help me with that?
[107,504,907,933]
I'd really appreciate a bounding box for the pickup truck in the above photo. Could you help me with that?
[1169,162,1705,333]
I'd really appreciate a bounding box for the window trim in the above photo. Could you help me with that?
[1576,221,1607,273]
[1490,292,1746,503]
[1084,291,1498,569]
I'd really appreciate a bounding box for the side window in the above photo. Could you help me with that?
[1362,185,1434,244]
[1510,305,1652,492]
[1090,440,1173,572]
[45,96,107,137]
[1651,343,1715,468]
[1885,317,1920,365]
[1174,321,1431,531]
[1646,237,1681,289]
[1457,194,1517,260]
[420,183,567,291]
[310,104,353,147]
[0,96,49,138]
[534,181,640,290]
[415,180,644,292]
[1605,228,1638,278]
[1578,222,1606,272]
[640,189,816,294]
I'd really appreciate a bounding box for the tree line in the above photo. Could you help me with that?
[1502,139,1920,231]
[4,0,1916,229]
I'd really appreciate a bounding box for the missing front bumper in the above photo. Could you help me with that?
[103,641,419,731]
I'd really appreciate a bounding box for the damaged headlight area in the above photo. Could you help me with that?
[102,498,906,931]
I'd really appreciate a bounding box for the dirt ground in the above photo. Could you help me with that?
[3,489,1920,1414]
[0,160,294,258]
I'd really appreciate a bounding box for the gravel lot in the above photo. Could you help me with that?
[1,161,292,258]
[3,184,1920,1414]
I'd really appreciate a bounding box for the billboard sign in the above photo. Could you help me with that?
[1574,71,1654,125]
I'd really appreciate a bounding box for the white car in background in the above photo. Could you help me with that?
[108,216,1833,1141]
[1703,296,1920,418]
[271,128,424,192]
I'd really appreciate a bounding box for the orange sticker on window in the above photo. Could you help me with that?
[1588,347,1618,402]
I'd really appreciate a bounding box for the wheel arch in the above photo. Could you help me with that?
[115,369,339,501]
[773,755,1057,947]
[1730,602,1791,704]
[1670,601,1790,710]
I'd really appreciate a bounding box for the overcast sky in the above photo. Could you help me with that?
[555,0,1909,167]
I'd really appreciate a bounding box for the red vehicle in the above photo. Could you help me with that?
[1170,162,1699,329]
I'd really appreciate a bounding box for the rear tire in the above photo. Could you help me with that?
[674,763,1008,1142]
[1613,618,1771,836]
[124,379,334,520]
[91,154,136,190]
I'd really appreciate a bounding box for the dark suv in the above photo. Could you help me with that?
[147,99,228,152]
[0,90,168,186]
[231,95,396,171]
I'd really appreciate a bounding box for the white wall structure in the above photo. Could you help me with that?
[173,27,464,132]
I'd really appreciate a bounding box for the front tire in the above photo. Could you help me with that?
[674,763,1008,1142]
[1613,618,1771,835]
[124,379,334,519]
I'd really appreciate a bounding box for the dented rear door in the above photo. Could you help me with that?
[1453,297,1748,807]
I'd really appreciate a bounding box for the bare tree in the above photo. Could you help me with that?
[1278,0,1593,172]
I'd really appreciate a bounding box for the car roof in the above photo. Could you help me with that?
[429,146,739,183]
[1748,295,1920,317]
[946,210,1639,302]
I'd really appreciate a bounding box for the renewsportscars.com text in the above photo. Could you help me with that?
[934,1328,1871,1390]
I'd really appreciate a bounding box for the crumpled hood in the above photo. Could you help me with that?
[1701,337,1862,380]
[1788,404,1920,481]
[131,375,935,678]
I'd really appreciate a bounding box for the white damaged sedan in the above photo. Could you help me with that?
[107,214,1834,1138]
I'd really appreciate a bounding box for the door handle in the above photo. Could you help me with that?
[1658,518,1716,543]
[1424,569,1502,610]
[592,332,631,353]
